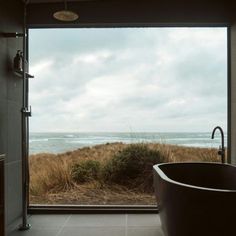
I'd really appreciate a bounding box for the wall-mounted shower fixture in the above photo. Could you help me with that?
[19,0,32,231]
[53,0,79,22]
[1,32,25,38]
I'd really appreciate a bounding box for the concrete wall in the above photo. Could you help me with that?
[0,0,24,233]
[27,0,231,27]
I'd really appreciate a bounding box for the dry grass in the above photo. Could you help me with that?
[30,181,156,205]
[29,142,220,205]
[29,153,74,195]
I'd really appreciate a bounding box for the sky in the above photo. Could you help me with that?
[29,28,227,133]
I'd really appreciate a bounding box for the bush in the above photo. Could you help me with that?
[71,160,101,183]
[102,143,165,192]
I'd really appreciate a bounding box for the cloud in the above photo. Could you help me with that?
[29,28,227,132]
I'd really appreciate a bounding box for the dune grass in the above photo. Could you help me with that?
[29,142,220,205]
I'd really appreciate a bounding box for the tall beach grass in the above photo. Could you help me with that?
[29,142,220,204]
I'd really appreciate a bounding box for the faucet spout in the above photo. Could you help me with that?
[211,126,225,164]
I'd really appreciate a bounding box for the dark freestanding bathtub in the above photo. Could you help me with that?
[153,162,236,236]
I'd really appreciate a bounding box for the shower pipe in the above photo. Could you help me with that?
[19,0,31,231]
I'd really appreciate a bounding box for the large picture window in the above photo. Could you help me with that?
[29,27,227,206]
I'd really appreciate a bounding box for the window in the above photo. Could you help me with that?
[29,27,227,206]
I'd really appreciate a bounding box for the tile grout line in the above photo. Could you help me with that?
[55,215,72,236]
[125,214,128,236]
[5,160,21,166]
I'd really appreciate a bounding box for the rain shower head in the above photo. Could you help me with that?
[53,0,79,22]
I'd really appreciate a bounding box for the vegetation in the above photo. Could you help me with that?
[102,144,165,192]
[71,160,101,183]
[29,142,220,205]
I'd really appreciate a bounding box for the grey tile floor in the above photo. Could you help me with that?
[8,214,164,236]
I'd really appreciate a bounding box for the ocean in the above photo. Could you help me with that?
[29,132,227,155]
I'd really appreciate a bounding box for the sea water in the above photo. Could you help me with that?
[29,132,227,155]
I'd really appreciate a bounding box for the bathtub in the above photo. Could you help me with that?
[153,162,236,236]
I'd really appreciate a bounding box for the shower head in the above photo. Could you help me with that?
[53,0,79,22]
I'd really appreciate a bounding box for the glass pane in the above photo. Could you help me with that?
[29,28,227,205]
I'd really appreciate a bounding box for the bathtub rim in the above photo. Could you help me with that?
[153,162,236,193]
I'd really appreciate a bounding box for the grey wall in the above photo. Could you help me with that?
[0,0,24,233]
[27,0,232,27]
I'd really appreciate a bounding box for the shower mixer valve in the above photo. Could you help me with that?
[21,106,32,117]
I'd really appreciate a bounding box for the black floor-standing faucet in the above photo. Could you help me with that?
[211,126,225,164]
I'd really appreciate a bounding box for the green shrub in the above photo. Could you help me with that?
[102,143,165,192]
[71,160,101,183]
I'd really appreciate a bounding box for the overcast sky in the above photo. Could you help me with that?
[29,28,227,133]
